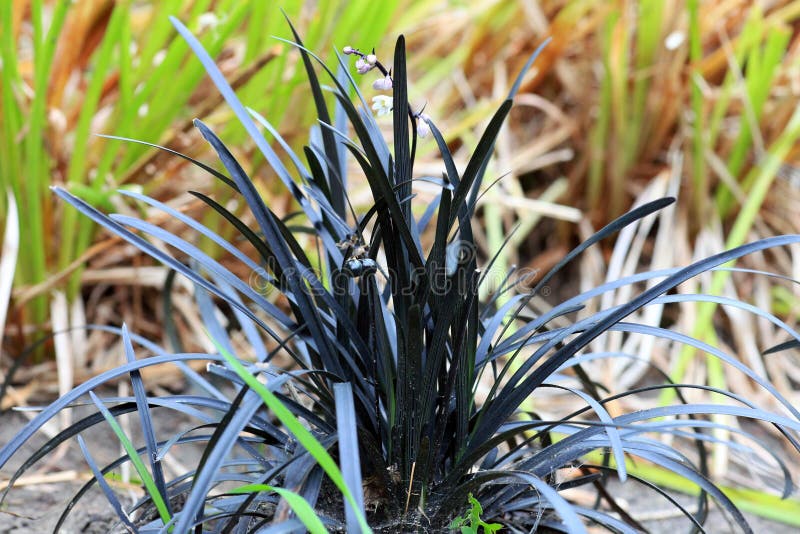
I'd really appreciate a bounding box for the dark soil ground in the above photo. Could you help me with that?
[0,409,792,533]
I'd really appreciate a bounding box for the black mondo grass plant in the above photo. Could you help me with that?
[3,15,800,534]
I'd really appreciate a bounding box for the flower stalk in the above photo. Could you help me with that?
[344,44,429,138]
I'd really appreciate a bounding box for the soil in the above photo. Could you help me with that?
[0,405,204,533]
[0,409,792,533]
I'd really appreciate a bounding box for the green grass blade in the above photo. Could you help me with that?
[88,391,172,529]
[230,484,329,533]
[627,0,663,168]
[0,2,22,215]
[688,0,707,224]
[20,0,69,323]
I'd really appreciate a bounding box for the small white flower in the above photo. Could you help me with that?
[371,95,393,116]
[152,49,167,67]
[416,113,431,138]
[664,31,685,50]
[366,54,377,65]
[197,12,219,32]
[343,46,355,55]
[48,108,67,133]
[372,74,393,91]
[355,57,372,74]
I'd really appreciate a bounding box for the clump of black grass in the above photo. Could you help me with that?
[2,15,800,533]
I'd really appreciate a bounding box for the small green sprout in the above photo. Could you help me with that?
[449,493,502,534]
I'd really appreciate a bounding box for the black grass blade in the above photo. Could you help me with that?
[122,324,172,516]
[76,435,138,532]
[333,383,366,532]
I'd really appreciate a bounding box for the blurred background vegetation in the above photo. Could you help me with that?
[2,0,800,524]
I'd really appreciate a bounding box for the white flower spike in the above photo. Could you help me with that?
[371,95,393,116]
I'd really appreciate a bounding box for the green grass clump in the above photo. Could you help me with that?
[0,0,401,350]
